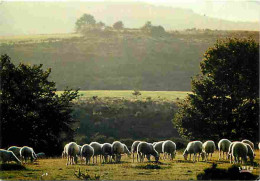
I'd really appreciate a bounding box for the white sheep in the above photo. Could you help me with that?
[244,143,255,165]
[81,144,94,165]
[153,141,164,158]
[231,142,248,164]
[162,140,176,160]
[131,141,141,162]
[137,142,159,162]
[227,141,240,163]
[241,139,254,150]
[20,146,37,163]
[66,142,80,165]
[101,143,113,163]
[258,142,260,150]
[89,142,102,164]
[112,141,125,162]
[0,149,21,164]
[7,146,22,159]
[201,141,216,162]
[183,141,203,162]
[218,139,231,160]
[62,143,69,158]
[122,143,131,156]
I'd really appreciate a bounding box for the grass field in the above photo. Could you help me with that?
[57,90,191,101]
[1,150,259,180]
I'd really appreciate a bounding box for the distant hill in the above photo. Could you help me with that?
[1,30,258,91]
[0,1,259,36]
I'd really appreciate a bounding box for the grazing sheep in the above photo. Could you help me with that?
[162,140,176,160]
[131,141,141,162]
[244,143,255,165]
[62,143,69,158]
[201,141,216,162]
[218,139,231,160]
[258,142,260,150]
[20,146,37,163]
[231,142,248,164]
[137,142,159,162]
[0,149,21,164]
[66,142,80,165]
[153,141,164,158]
[7,146,22,159]
[112,141,125,162]
[81,144,94,165]
[90,142,102,164]
[122,144,131,156]
[227,141,240,163]
[36,152,46,159]
[183,141,203,162]
[242,139,254,150]
[101,143,113,163]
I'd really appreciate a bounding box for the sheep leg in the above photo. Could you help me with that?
[133,153,135,163]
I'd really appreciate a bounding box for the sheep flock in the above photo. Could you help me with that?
[0,139,258,166]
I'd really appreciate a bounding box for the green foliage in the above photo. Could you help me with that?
[141,21,166,36]
[73,97,179,142]
[75,14,97,34]
[173,38,259,142]
[113,21,124,30]
[0,54,79,155]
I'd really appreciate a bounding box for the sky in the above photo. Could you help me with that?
[2,0,259,22]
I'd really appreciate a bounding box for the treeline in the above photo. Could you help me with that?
[72,97,188,148]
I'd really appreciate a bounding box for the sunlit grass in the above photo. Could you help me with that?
[57,90,191,101]
[1,150,259,180]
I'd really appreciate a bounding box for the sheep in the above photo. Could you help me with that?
[66,142,80,165]
[90,142,102,164]
[183,141,203,162]
[241,139,254,150]
[112,141,125,162]
[81,144,94,165]
[162,140,176,160]
[36,152,46,159]
[7,146,22,159]
[244,143,255,165]
[0,149,21,164]
[131,141,141,162]
[62,143,69,158]
[137,142,159,162]
[201,141,216,162]
[227,141,240,163]
[153,141,164,159]
[122,143,131,156]
[20,146,37,163]
[218,139,231,160]
[258,142,260,150]
[231,142,248,164]
[101,143,113,163]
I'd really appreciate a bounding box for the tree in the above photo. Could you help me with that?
[0,54,79,155]
[173,38,259,142]
[141,21,166,36]
[75,13,96,33]
[113,21,124,30]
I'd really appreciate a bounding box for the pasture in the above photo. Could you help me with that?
[57,90,191,101]
[1,150,259,180]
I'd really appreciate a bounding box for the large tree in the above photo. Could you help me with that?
[0,55,79,155]
[173,38,259,142]
[75,13,96,33]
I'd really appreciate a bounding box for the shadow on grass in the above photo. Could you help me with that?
[197,163,258,180]
[0,164,26,171]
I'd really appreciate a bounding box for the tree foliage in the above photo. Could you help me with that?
[75,13,96,33]
[0,54,79,155]
[113,21,124,30]
[173,38,259,142]
[141,21,166,36]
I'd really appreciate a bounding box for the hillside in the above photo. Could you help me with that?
[0,1,259,36]
[1,30,258,91]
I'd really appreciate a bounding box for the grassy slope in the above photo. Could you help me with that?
[1,31,258,91]
[57,90,191,101]
[1,150,259,180]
